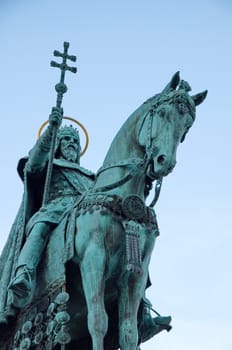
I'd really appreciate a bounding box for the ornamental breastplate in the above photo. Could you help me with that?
[48,166,93,201]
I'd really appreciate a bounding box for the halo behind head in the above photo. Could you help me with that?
[37,116,89,156]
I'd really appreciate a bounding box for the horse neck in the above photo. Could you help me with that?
[94,102,151,199]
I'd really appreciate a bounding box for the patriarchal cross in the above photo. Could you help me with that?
[50,41,77,108]
[42,42,77,206]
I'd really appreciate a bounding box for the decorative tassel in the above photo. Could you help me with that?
[123,221,142,275]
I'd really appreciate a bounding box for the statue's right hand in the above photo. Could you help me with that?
[49,107,63,128]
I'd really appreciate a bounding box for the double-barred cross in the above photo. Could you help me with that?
[50,41,77,108]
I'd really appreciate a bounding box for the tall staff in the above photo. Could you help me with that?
[42,42,77,206]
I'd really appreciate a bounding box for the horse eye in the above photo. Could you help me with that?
[178,103,188,115]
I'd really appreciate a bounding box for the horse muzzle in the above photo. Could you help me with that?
[147,155,176,179]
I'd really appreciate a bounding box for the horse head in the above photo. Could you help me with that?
[137,72,207,181]
[95,72,207,201]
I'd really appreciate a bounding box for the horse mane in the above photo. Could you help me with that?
[102,93,161,167]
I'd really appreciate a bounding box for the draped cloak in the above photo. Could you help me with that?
[0,156,95,324]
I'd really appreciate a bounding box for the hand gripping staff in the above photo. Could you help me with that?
[42,42,77,206]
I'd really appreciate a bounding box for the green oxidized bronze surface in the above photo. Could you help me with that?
[0,59,207,350]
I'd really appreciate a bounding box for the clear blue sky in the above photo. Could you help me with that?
[0,1,231,349]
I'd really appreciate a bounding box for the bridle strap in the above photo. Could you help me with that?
[96,158,143,176]
[93,107,163,204]
[94,157,147,192]
[149,177,163,207]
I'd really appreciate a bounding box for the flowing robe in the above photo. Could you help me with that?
[0,142,95,324]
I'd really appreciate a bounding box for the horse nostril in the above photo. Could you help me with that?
[157,155,166,165]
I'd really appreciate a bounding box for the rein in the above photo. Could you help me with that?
[93,107,163,206]
[94,157,148,192]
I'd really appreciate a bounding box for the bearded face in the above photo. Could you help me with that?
[58,135,80,163]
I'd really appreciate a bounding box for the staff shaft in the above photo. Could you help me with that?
[41,42,77,206]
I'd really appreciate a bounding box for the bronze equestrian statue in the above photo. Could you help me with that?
[0,47,207,349]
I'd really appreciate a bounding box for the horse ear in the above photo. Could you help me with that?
[191,90,208,106]
[162,71,180,94]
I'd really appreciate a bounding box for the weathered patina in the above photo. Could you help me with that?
[0,45,207,349]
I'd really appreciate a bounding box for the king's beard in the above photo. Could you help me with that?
[60,145,78,162]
